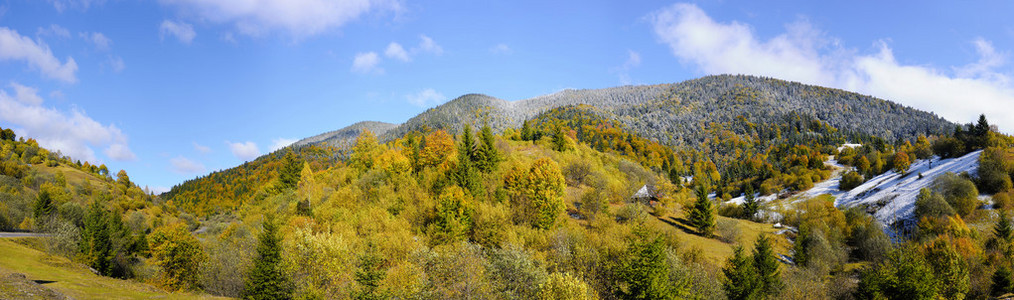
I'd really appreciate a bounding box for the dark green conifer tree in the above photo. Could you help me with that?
[278,150,302,190]
[723,246,759,300]
[79,201,113,276]
[753,234,783,296]
[475,124,501,173]
[33,190,55,220]
[243,216,291,300]
[688,185,716,237]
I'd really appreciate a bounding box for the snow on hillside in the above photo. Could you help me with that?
[832,150,982,226]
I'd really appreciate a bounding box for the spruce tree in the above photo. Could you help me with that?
[993,264,1014,297]
[753,234,783,296]
[454,125,482,196]
[244,216,290,300]
[551,125,568,151]
[723,246,759,300]
[278,150,302,190]
[742,184,759,220]
[617,227,684,299]
[688,185,715,237]
[996,210,1013,243]
[475,124,501,173]
[33,190,55,220]
[79,201,113,276]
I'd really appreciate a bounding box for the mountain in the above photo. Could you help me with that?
[297,75,953,152]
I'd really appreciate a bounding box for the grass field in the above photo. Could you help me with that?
[653,209,792,266]
[0,238,226,300]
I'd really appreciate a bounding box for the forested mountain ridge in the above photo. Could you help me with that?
[302,75,954,151]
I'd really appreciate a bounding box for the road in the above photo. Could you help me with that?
[0,232,52,238]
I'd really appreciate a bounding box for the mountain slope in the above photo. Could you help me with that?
[328,75,952,147]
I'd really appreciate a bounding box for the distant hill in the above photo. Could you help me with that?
[300,75,953,151]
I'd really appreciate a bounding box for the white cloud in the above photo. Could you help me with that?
[226,141,260,161]
[351,51,382,74]
[385,42,410,62]
[649,3,1014,132]
[104,143,137,161]
[106,55,125,72]
[270,138,298,151]
[81,32,111,51]
[10,82,43,105]
[193,142,211,154]
[417,35,442,55]
[617,50,642,84]
[490,43,512,55]
[405,88,446,107]
[0,83,135,162]
[0,27,78,83]
[160,20,196,44]
[170,155,205,174]
[48,0,103,12]
[161,0,402,37]
[37,24,71,38]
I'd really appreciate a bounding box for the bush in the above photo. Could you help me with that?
[839,171,864,191]
[933,172,980,217]
[616,203,648,224]
[716,218,741,244]
[914,188,955,220]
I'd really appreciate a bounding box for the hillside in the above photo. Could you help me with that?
[289,75,953,155]
[169,75,956,207]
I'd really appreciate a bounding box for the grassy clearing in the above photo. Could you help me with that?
[0,238,226,300]
[652,209,792,266]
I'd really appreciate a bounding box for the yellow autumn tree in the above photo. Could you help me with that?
[504,158,566,229]
[419,130,456,172]
[350,129,381,172]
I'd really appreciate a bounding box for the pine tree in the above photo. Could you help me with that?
[278,150,303,190]
[996,210,1013,243]
[475,124,501,173]
[551,126,568,151]
[723,246,759,300]
[617,227,685,299]
[521,120,534,141]
[688,185,715,237]
[79,201,113,276]
[993,264,1013,297]
[33,190,55,220]
[244,216,291,300]
[742,184,759,220]
[454,125,482,196]
[753,234,782,296]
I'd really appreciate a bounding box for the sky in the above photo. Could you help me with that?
[1,0,1013,193]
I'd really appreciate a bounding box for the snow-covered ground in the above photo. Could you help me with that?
[833,150,982,226]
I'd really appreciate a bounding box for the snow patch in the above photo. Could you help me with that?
[831,150,982,226]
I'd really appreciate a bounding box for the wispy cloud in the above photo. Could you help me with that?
[226,140,260,161]
[0,27,78,83]
[405,88,446,107]
[649,3,1014,131]
[351,52,383,74]
[161,0,402,38]
[385,42,410,62]
[160,20,196,44]
[270,138,298,151]
[489,43,512,55]
[193,142,211,154]
[170,155,205,174]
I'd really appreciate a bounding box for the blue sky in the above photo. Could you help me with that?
[1,0,1012,192]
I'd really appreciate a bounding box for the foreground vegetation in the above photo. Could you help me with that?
[2,108,1014,299]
